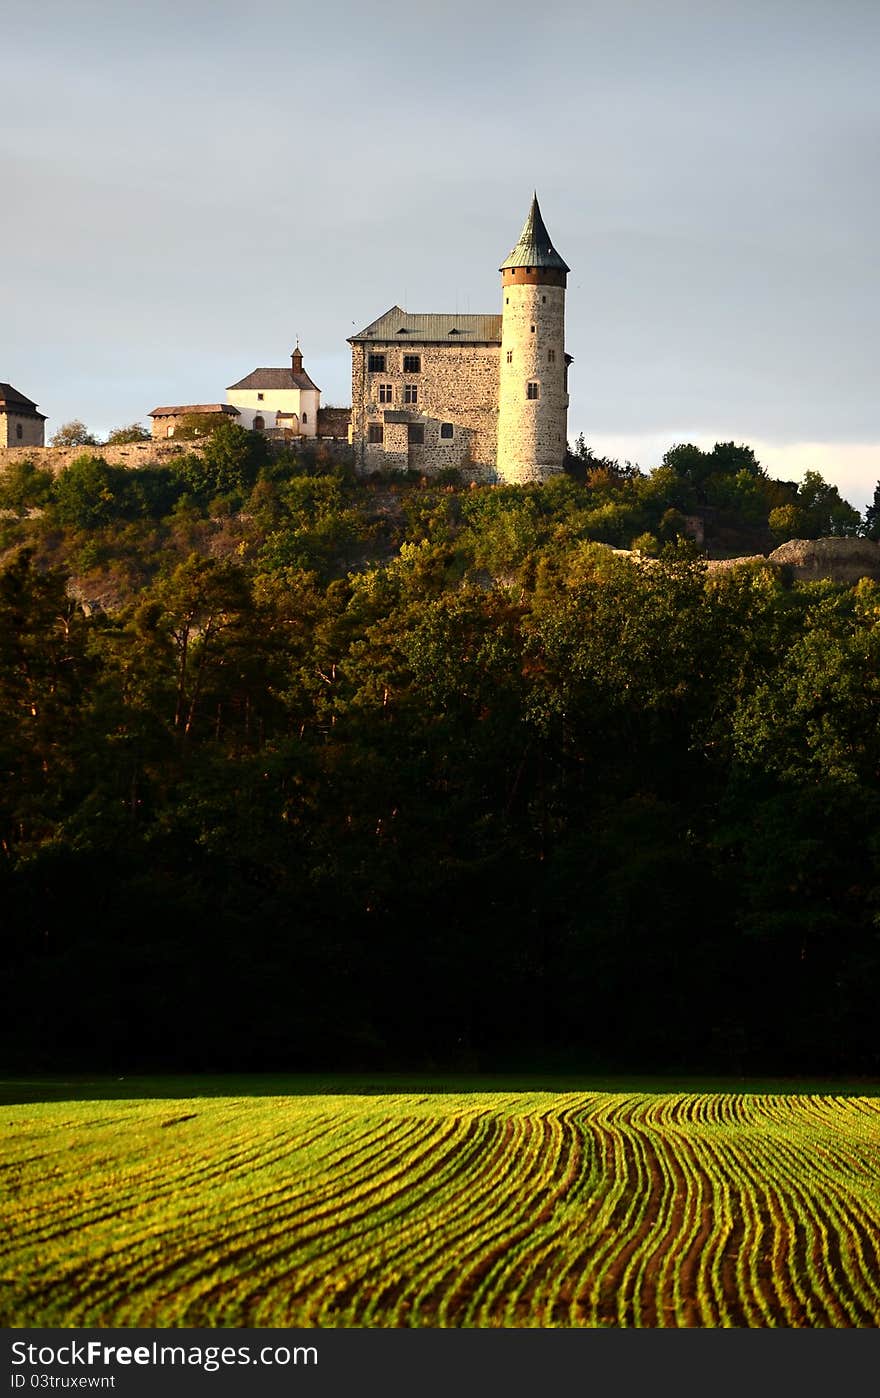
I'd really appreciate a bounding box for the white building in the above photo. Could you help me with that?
[227,346,320,438]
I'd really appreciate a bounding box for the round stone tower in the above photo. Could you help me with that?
[496,194,570,484]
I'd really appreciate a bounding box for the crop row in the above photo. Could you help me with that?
[1,1092,877,1327]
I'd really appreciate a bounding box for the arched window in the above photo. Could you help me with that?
[302,412,307,424]
[253,415,265,431]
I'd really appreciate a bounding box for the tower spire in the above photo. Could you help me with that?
[500,192,570,273]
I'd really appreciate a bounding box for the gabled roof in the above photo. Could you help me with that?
[500,194,570,273]
[227,367,320,392]
[0,383,46,418]
[349,306,502,344]
[149,403,240,417]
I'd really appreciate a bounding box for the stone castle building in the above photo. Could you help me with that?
[0,384,46,447]
[348,195,571,483]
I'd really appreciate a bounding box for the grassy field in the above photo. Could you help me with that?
[2,1079,879,1327]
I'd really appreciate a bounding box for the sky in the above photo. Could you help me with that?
[3,0,879,508]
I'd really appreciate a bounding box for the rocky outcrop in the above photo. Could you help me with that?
[768,537,880,583]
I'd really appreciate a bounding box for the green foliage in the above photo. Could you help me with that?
[51,455,130,528]
[172,420,269,501]
[106,423,150,444]
[0,458,53,514]
[3,449,880,1082]
[769,503,811,540]
[49,419,98,447]
[864,481,880,541]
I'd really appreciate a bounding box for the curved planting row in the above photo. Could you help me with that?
[1,1091,878,1327]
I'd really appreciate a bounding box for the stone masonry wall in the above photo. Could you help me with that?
[496,280,567,484]
[0,440,202,475]
[350,341,499,480]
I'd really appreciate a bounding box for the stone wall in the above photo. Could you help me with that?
[0,440,200,475]
[350,341,499,480]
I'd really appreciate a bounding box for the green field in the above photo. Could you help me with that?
[2,1081,879,1327]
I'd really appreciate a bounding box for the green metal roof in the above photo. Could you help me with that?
[499,194,570,273]
[349,306,502,344]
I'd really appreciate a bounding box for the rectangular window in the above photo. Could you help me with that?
[548,349,556,363]
[378,383,393,403]
[404,384,418,404]
[368,353,386,372]
[407,423,424,445]
[257,392,264,401]
[439,422,454,439]
[403,354,421,373]
[530,324,536,333]
[506,350,513,363]
[527,381,540,399]
[368,423,384,444]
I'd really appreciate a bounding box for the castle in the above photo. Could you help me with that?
[11,196,572,484]
[349,194,571,484]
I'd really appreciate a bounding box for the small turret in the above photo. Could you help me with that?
[291,343,304,376]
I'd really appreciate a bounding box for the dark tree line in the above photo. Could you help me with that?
[1,431,879,1074]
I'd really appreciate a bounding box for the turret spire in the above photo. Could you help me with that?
[500,193,570,273]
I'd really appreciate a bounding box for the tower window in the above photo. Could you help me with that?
[542,295,546,303]
[302,412,307,424]
[403,354,421,373]
[506,297,509,304]
[368,353,386,372]
[439,422,454,439]
[407,423,424,445]
[530,325,536,333]
[506,350,513,363]
[527,382,540,400]
[404,384,418,404]
[368,423,384,444]
[379,383,393,403]
[548,349,556,363]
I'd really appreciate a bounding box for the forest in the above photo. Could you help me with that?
[2,422,879,1075]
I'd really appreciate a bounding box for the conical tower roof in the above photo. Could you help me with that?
[500,193,570,273]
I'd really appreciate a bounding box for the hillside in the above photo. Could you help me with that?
[1,427,879,1076]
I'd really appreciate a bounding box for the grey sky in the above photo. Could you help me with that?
[3,0,879,506]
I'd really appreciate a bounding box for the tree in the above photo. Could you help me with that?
[50,420,98,447]
[0,459,53,514]
[51,454,131,528]
[862,481,880,541]
[797,470,861,538]
[106,423,150,444]
[173,419,269,500]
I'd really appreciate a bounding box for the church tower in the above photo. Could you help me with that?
[496,194,570,484]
